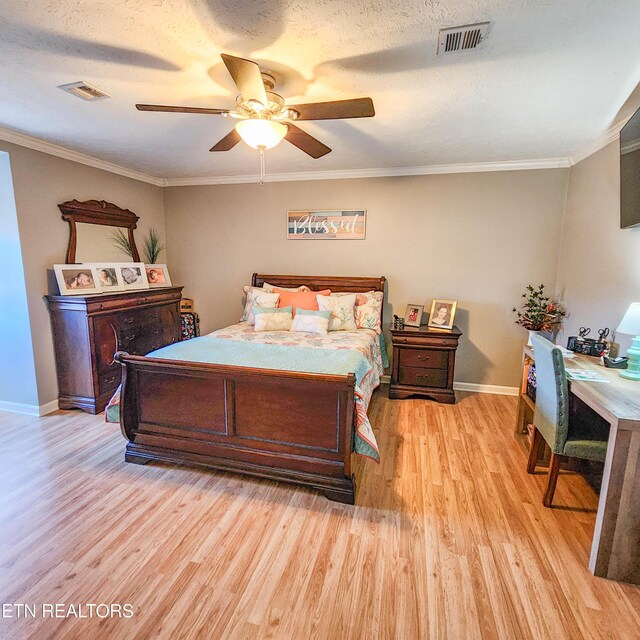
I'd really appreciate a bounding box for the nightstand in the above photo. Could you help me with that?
[389,325,462,403]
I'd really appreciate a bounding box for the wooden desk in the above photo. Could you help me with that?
[515,346,640,584]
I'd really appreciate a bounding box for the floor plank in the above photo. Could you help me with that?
[0,389,639,639]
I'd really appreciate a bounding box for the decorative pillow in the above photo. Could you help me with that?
[240,286,280,324]
[274,288,331,314]
[317,294,357,331]
[290,308,331,335]
[334,290,384,333]
[262,282,310,293]
[254,305,293,332]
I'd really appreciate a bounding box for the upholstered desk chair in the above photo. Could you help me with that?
[527,334,609,507]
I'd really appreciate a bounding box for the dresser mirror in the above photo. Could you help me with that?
[59,199,141,264]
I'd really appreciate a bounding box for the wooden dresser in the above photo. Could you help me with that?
[389,325,462,404]
[46,286,183,414]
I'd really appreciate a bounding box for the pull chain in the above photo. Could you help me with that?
[259,146,265,186]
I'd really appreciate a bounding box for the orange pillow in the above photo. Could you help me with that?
[274,288,331,314]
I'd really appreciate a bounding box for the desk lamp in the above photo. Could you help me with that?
[617,302,640,380]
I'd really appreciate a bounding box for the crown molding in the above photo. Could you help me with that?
[163,157,571,186]
[568,118,629,165]
[6,121,633,187]
[0,126,165,187]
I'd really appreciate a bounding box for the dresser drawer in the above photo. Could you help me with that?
[398,366,448,389]
[399,349,448,369]
[117,308,163,336]
[98,369,121,394]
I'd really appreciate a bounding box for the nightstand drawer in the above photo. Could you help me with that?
[399,349,448,369]
[398,366,448,388]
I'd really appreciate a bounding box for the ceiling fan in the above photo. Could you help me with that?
[136,53,375,182]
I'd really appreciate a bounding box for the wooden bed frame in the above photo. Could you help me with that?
[116,274,386,504]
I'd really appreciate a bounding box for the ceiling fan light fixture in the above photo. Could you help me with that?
[235,119,287,149]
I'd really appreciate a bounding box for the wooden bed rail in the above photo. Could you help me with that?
[115,351,358,503]
[252,273,385,293]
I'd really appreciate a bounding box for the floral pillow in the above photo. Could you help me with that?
[262,282,310,293]
[317,294,357,331]
[334,291,384,333]
[240,286,280,325]
[290,308,331,335]
[254,305,293,331]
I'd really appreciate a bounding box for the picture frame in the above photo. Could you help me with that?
[427,299,458,330]
[287,210,366,240]
[145,264,172,287]
[92,263,125,292]
[116,263,149,291]
[54,264,102,296]
[404,304,424,328]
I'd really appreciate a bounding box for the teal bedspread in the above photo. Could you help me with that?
[146,334,380,460]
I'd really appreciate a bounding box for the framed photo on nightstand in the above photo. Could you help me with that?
[428,299,457,330]
[404,304,423,328]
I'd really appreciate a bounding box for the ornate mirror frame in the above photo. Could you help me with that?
[59,199,141,264]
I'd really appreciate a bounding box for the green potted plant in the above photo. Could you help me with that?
[513,284,566,345]
[111,227,165,263]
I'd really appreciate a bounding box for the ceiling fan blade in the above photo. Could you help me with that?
[284,124,331,158]
[136,104,229,115]
[221,53,268,106]
[287,97,375,121]
[209,129,242,152]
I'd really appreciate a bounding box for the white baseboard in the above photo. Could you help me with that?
[0,399,59,416]
[380,375,518,397]
[452,382,519,396]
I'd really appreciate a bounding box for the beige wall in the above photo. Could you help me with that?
[0,141,166,406]
[164,170,569,387]
[556,141,640,354]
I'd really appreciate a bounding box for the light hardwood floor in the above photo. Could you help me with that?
[1,390,639,640]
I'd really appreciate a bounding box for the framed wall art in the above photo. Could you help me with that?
[287,210,366,240]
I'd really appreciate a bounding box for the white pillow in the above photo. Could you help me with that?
[262,282,310,293]
[317,294,357,331]
[254,305,293,331]
[240,286,280,325]
[290,309,331,335]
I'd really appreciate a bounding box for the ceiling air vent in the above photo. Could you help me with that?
[58,81,111,101]
[437,22,490,55]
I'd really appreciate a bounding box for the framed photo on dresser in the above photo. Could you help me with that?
[145,264,172,287]
[92,264,125,292]
[117,263,149,291]
[54,264,102,296]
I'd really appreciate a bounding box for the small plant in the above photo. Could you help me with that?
[143,227,165,264]
[110,228,133,258]
[110,227,165,263]
[513,284,566,331]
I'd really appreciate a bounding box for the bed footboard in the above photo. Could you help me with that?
[115,352,357,503]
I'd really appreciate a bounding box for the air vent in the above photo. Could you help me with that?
[58,81,111,101]
[438,22,490,55]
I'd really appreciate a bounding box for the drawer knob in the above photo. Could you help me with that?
[104,375,116,385]
[123,317,134,324]
[417,355,429,360]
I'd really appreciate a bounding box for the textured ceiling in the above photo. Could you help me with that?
[1,0,639,180]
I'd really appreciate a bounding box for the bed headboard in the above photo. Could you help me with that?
[252,273,386,293]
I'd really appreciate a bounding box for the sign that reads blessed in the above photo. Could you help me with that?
[287,210,366,240]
